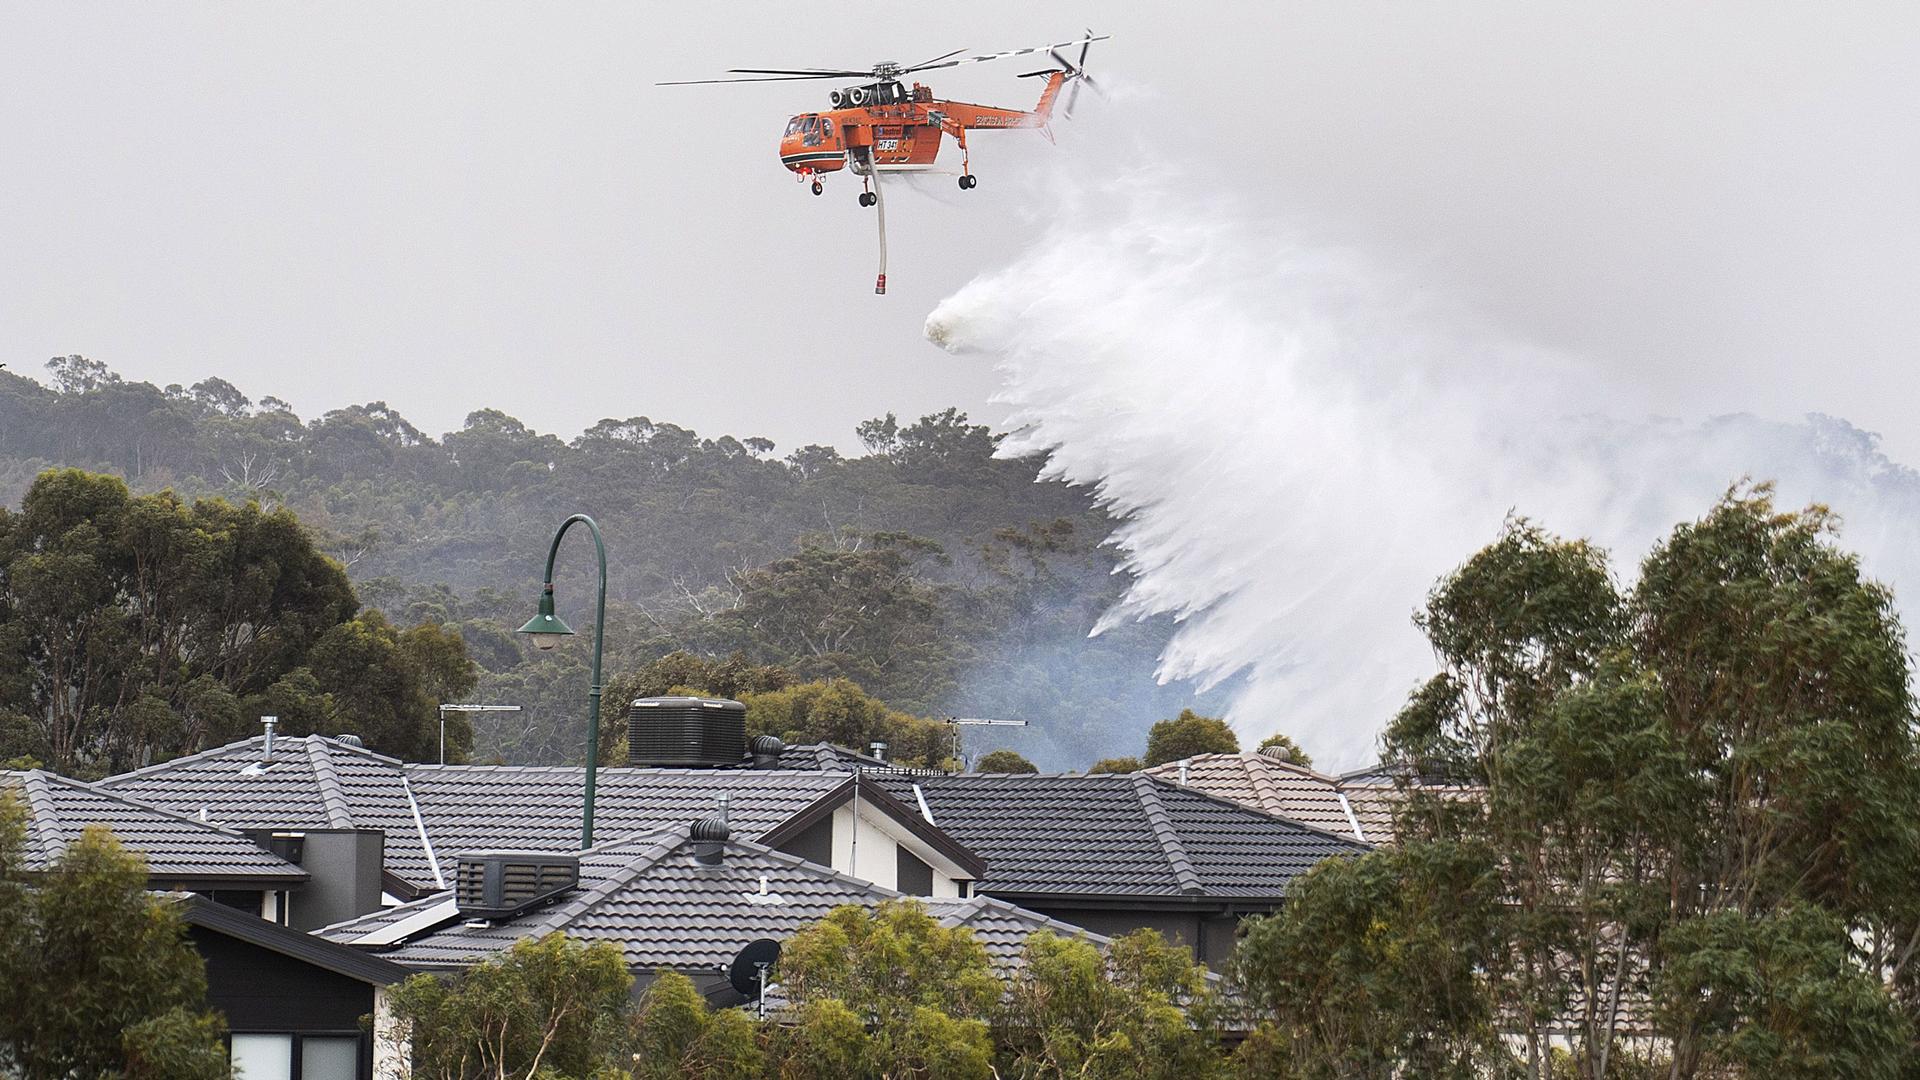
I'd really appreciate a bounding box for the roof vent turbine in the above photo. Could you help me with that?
[261,716,278,759]
[749,734,786,769]
[691,814,731,866]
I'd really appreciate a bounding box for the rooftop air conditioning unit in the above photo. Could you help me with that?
[628,696,747,768]
[454,852,579,919]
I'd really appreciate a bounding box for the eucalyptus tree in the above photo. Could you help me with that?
[1235,488,1920,1079]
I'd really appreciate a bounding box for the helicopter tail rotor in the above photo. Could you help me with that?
[1048,29,1103,119]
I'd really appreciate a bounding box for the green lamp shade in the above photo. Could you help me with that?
[517,591,576,643]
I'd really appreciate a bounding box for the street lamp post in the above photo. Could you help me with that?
[516,514,607,849]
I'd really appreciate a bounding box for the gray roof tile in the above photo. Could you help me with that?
[97,735,440,888]
[3,771,306,883]
[1142,753,1403,843]
[874,772,1368,901]
[405,766,849,870]
[321,826,1107,979]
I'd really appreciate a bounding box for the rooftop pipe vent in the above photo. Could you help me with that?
[628,696,747,768]
[454,851,579,919]
[691,815,731,866]
[749,734,786,769]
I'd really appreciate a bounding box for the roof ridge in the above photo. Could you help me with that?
[304,740,357,828]
[13,771,64,864]
[314,736,407,768]
[33,770,266,842]
[96,736,264,786]
[1130,774,1205,895]
[1238,755,1289,816]
[531,829,690,933]
[1138,772,1373,851]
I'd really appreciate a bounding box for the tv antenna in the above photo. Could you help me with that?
[946,716,1031,771]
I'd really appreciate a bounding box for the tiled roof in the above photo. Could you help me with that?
[321,827,1105,978]
[2,770,307,884]
[97,738,856,896]
[1140,752,1401,844]
[405,766,849,871]
[97,735,439,889]
[871,772,1368,902]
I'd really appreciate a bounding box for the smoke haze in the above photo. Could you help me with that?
[928,177,1920,768]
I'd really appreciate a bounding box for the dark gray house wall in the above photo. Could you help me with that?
[1010,904,1253,970]
[244,828,386,931]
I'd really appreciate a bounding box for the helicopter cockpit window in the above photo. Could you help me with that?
[803,116,822,146]
[821,119,834,141]
[784,118,802,137]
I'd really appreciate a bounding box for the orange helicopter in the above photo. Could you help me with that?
[661,34,1106,294]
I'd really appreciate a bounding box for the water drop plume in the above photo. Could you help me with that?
[928,180,1920,766]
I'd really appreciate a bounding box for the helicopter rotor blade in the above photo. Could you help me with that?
[727,67,871,77]
[657,73,859,85]
[908,47,968,69]
[902,35,1109,75]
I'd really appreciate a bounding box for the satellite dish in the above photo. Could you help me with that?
[727,938,782,999]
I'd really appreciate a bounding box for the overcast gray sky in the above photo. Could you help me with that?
[3,3,1916,458]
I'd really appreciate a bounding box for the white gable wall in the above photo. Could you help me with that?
[828,802,966,897]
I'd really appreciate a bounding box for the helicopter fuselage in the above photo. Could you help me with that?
[777,74,1063,178]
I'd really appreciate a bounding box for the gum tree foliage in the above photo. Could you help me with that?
[384,933,634,1080]
[997,928,1225,1080]
[1142,710,1239,766]
[0,799,228,1079]
[718,533,962,713]
[0,469,476,772]
[972,749,1038,774]
[1,359,1216,770]
[1232,840,1505,1079]
[775,900,1001,1079]
[602,653,960,768]
[1237,488,1920,1079]
[1253,732,1312,767]
[1086,756,1142,774]
[629,972,761,1080]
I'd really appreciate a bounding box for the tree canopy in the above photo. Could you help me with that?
[0,359,1221,770]
[1236,488,1920,1078]
[1143,710,1240,766]
[0,798,228,1079]
[0,469,474,772]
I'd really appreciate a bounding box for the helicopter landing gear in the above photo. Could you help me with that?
[859,191,876,207]
[810,179,823,196]
[957,174,977,190]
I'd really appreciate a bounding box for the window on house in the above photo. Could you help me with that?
[301,1037,359,1080]
[896,848,934,897]
[231,1035,293,1080]
[230,1033,362,1080]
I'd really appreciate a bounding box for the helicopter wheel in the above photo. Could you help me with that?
[858,192,876,208]
[810,180,824,196]
[958,174,977,190]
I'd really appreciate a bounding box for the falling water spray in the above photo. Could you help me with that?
[928,180,1920,766]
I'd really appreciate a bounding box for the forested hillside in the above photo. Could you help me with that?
[0,357,1215,767]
